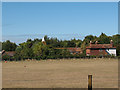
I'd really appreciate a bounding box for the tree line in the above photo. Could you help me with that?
[2,33,120,61]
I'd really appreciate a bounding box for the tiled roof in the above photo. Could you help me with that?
[86,44,116,49]
[55,47,82,52]
[3,51,15,56]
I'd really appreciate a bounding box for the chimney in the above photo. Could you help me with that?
[110,40,113,47]
[95,41,98,44]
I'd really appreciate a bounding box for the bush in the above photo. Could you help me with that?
[117,56,120,59]
[2,54,15,61]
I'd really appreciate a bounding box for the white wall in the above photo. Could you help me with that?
[106,49,116,56]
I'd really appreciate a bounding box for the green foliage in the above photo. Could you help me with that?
[2,40,17,51]
[2,33,120,60]
[14,40,34,60]
[83,35,97,45]
[80,41,86,51]
[116,45,120,56]
[2,54,14,61]
[98,33,111,44]
[33,42,49,59]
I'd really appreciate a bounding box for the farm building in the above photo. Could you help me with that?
[1,50,15,57]
[86,40,116,56]
[42,37,46,45]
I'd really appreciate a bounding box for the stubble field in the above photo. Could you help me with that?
[2,58,118,88]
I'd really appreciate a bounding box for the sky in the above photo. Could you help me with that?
[2,2,118,44]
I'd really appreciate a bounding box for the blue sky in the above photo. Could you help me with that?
[2,2,118,44]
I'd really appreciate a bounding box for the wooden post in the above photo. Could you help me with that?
[88,75,92,90]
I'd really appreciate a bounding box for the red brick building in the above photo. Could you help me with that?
[86,40,116,56]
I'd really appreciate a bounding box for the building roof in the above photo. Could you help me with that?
[55,47,82,52]
[86,44,116,49]
[3,51,15,56]
[0,50,5,54]
[42,37,45,42]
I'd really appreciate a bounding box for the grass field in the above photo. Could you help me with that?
[2,58,118,88]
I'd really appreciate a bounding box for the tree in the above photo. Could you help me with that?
[75,40,82,47]
[112,34,120,56]
[32,42,49,59]
[83,35,97,45]
[2,40,17,51]
[80,41,86,55]
[67,41,76,47]
[15,41,34,60]
[112,34,120,46]
[3,33,120,61]
[98,33,111,44]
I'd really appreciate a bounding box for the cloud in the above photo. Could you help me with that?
[2,36,27,44]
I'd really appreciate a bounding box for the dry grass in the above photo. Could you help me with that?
[2,58,118,88]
